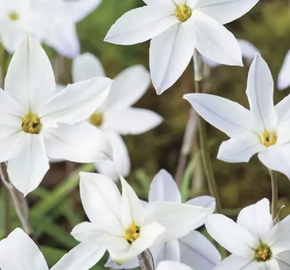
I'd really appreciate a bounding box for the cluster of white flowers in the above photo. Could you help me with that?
[1,0,290,270]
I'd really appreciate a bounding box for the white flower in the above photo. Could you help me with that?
[71,172,212,265]
[203,39,259,68]
[278,49,290,90]
[156,261,194,270]
[184,53,290,180]
[104,0,259,94]
[0,0,47,53]
[206,198,290,270]
[72,53,163,181]
[0,36,112,195]
[106,169,220,270]
[38,0,102,58]
[0,228,106,270]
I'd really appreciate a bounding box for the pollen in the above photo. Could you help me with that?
[260,131,277,147]
[175,4,192,22]
[125,223,140,244]
[89,111,103,127]
[22,113,42,134]
[255,244,272,262]
[8,11,19,21]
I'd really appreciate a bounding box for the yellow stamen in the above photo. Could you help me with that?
[255,244,272,262]
[22,113,42,134]
[89,112,103,127]
[260,130,276,147]
[8,12,19,21]
[175,4,192,22]
[125,223,140,244]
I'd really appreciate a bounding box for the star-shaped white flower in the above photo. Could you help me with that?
[206,198,290,270]
[0,0,47,53]
[278,48,290,90]
[72,53,163,181]
[0,228,106,270]
[184,53,290,180]
[105,0,259,94]
[0,36,112,195]
[71,172,212,265]
[106,169,220,270]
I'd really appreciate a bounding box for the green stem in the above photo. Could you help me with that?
[269,170,278,223]
[193,49,221,212]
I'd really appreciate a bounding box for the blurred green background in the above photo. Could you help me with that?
[1,0,290,268]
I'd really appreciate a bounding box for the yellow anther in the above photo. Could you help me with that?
[175,4,192,22]
[260,130,276,147]
[125,223,140,244]
[255,244,271,262]
[8,12,19,21]
[89,111,103,127]
[22,113,42,134]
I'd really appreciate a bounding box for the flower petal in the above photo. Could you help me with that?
[237,198,272,240]
[205,214,257,256]
[51,243,106,270]
[5,35,56,112]
[95,132,130,181]
[103,108,163,135]
[105,257,139,269]
[153,240,180,266]
[191,11,242,66]
[104,6,177,45]
[258,145,290,180]
[183,93,251,137]
[40,77,112,126]
[72,53,105,83]
[145,201,212,241]
[238,39,259,63]
[208,254,254,270]
[0,130,22,162]
[0,228,48,270]
[148,169,181,203]
[44,122,112,162]
[0,88,25,118]
[100,65,150,110]
[265,259,280,270]
[150,22,195,94]
[156,261,193,270]
[79,172,122,223]
[275,94,290,122]
[217,133,264,163]
[195,0,259,25]
[246,54,277,132]
[179,231,221,270]
[275,251,290,270]
[278,49,290,90]
[121,176,144,228]
[7,133,49,196]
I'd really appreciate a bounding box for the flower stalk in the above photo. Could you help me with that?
[193,49,221,212]
[269,169,278,223]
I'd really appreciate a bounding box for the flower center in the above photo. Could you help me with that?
[255,244,272,262]
[175,4,192,22]
[8,11,19,21]
[89,112,103,127]
[125,223,140,244]
[259,131,277,147]
[22,113,42,134]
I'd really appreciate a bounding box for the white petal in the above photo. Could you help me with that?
[150,22,195,94]
[153,240,180,266]
[238,39,259,63]
[104,6,177,45]
[5,35,56,112]
[191,11,242,66]
[108,246,141,265]
[51,243,106,270]
[105,256,139,269]
[0,228,48,270]
[7,133,49,196]
[0,88,25,118]
[148,169,181,203]
[156,261,193,270]
[246,54,277,132]
[0,130,22,162]
[275,251,290,270]
[145,201,212,241]
[100,65,150,110]
[205,214,257,256]
[40,77,112,125]
[79,172,122,223]
[265,260,280,270]
[179,231,221,270]
[237,198,272,240]
[209,254,254,270]
[72,53,105,83]
[217,133,264,163]
[121,176,144,228]
[265,214,290,254]
[275,94,290,122]
[95,132,130,181]
[103,108,163,135]
[183,93,252,137]
[44,122,112,162]
[195,0,259,25]
[258,145,290,180]
[278,49,290,90]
